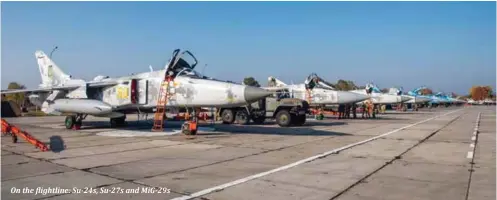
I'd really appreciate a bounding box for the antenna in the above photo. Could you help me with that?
[49,46,58,59]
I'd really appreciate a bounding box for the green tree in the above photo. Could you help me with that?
[335,79,357,91]
[5,82,26,106]
[243,77,260,87]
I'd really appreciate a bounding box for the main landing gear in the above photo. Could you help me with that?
[64,114,127,130]
[65,114,87,130]
[110,115,127,128]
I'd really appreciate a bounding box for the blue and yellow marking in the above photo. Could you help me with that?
[117,86,129,99]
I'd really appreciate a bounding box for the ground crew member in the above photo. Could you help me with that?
[361,103,367,118]
[352,103,357,119]
[338,104,345,119]
[344,104,350,119]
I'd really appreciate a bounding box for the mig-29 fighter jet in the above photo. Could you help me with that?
[1,49,272,130]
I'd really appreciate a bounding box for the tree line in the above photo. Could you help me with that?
[469,86,494,101]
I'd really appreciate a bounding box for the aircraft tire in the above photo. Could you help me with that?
[276,109,292,127]
[221,109,235,124]
[65,116,75,129]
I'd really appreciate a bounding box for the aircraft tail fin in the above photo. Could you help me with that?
[267,76,287,87]
[388,87,403,95]
[35,50,72,87]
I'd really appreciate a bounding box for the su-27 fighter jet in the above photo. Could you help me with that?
[405,86,465,106]
[264,74,370,105]
[1,49,272,129]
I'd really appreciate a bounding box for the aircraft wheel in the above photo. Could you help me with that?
[110,118,118,128]
[110,116,126,128]
[235,110,250,125]
[276,110,292,127]
[221,109,235,124]
[65,116,76,129]
[251,115,265,124]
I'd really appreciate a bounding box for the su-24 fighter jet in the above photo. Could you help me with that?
[264,74,370,105]
[386,87,431,104]
[348,83,411,105]
[285,74,408,105]
[1,49,272,129]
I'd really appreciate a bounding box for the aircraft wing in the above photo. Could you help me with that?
[1,81,119,94]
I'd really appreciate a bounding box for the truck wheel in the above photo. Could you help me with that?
[276,110,292,127]
[65,116,75,129]
[235,110,250,125]
[252,116,265,124]
[221,109,235,124]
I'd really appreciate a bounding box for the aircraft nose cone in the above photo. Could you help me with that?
[244,86,273,103]
[400,96,411,103]
[337,91,369,104]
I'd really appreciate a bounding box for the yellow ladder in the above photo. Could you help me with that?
[152,76,173,131]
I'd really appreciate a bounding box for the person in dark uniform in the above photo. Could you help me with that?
[338,104,345,119]
[345,104,350,119]
[352,103,357,119]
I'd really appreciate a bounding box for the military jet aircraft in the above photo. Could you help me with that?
[1,49,272,129]
[387,87,431,104]
[406,86,450,106]
[348,83,411,105]
[265,74,370,105]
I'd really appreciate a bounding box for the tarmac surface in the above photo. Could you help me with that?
[1,106,495,200]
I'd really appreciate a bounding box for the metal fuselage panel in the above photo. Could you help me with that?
[285,84,339,104]
[99,70,249,110]
[351,90,401,104]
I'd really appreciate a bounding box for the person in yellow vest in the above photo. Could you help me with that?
[367,101,374,118]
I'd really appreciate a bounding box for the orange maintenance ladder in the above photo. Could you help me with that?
[1,119,49,152]
[152,75,174,131]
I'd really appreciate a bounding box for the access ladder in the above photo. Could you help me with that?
[152,76,174,131]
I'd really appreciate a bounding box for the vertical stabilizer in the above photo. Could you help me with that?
[268,76,288,87]
[35,50,71,87]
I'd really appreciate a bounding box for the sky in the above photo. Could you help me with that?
[1,1,496,95]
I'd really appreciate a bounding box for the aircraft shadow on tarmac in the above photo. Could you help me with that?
[67,120,350,136]
[210,124,351,136]
[323,116,406,121]
[49,135,65,152]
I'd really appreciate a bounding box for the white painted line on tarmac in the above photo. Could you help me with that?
[471,136,477,141]
[170,108,463,200]
[467,151,474,159]
[470,143,475,148]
